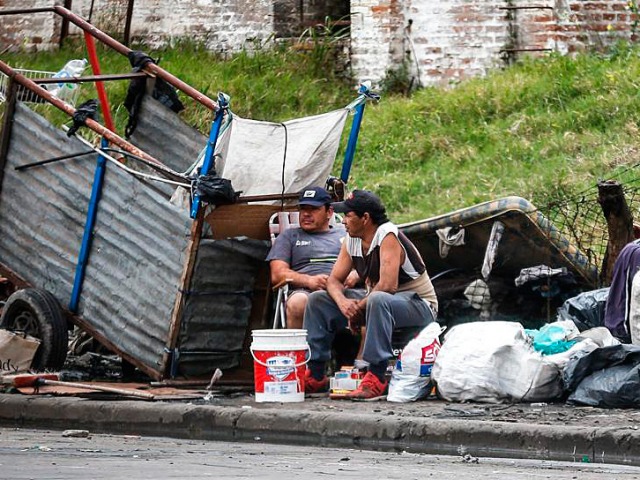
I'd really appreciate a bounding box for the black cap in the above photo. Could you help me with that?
[332,189,386,216]
[298,186,332,207]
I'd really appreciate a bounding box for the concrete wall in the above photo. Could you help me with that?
[0,0,637,87]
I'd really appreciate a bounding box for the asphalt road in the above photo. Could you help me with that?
[2,427,640,480]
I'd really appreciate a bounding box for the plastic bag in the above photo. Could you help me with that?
[563,344,640,407]
[525,320,579,355]
[556,288,609,332]
[48,59,88,101]
[431,321,564,403]
[387,322,442,403]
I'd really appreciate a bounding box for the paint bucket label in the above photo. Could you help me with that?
[251,329,309,403]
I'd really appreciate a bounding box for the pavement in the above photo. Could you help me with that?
[1,388,640,467]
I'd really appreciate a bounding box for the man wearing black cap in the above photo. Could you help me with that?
[303,189,438,399]
[266,186,351,329]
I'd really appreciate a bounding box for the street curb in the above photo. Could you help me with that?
[0,394,638,466]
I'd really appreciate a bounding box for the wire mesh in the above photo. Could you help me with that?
[0,69,81,106]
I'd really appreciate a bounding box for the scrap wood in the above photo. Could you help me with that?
[9,377,205,400]
[9,374,155,400]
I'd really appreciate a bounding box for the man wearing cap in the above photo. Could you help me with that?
[303,189,438,399]
[266,186,352,329]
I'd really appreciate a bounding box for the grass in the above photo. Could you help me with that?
[4,40,640,224]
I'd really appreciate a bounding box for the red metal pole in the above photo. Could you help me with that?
[84,31,116,132]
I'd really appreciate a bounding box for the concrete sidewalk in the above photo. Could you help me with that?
[1,392,639,466]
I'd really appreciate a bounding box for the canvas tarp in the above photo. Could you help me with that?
[202,108,349,197]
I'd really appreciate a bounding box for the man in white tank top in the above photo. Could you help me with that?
[303,190,438,398]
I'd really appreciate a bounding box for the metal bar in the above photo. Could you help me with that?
[340,83,370,183]
[0,78,17,200]
[500,48,553,52]
[499,5,554,9]
[52,5,219,111]
[84,32,115,132]
[60,0,72,47]
[190,93,229,219]
[0,60,186,182]
[235,192,298,203]
[14,150,95,171]
[69,138,108,313]
[31,72,149,84]
[124,0,136,46]
[0,7,55,15]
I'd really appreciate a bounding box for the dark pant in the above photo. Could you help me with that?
[304,289,435,368]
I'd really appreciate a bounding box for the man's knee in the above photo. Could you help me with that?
[367,291,393,309]
[307,290,329,308]
[286,292,308,329]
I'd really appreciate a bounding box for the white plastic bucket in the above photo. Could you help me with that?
[250,329,309,402]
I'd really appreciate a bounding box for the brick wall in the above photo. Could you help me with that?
[352,0,638,87]
[0,0,62,52]
[1,0,637,86]
[67,0,274,52]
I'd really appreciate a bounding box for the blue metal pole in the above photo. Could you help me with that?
[190,93,229,219]
[340,83,370,183]
[69,137,108,313]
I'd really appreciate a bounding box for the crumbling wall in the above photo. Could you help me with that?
[67,0,274,51]
[1,0,637,86]
[352,0,638,87]
[0,0,62,51]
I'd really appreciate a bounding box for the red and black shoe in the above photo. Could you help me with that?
[304,368,329,394]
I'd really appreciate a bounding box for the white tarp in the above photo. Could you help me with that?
[213,108,349,198]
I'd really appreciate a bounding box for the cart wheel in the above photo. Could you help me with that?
[0,288,68,371]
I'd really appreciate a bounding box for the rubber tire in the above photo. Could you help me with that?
[0,288,69,371]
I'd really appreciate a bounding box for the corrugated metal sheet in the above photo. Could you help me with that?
[0,103,94,302]
[128,96,206,175]
[0,103,192,375]
[76,155,192,372]
[0,102,276,380]
[178,237,270,377]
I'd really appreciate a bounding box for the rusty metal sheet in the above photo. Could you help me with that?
[0,103,192,374]
[0,103,93,301]
[128,96,207,175]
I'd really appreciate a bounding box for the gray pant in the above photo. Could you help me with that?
[303,289,435,366]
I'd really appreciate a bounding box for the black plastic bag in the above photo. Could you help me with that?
[124,51,184,138]
[556,288,609,332]
[194,174,239,206]
[67,99,99,137]
[563,344,640,407]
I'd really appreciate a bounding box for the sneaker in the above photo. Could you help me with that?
[343,371,388,399]
[304,369,329,394]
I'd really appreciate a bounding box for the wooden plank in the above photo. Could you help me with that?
[161,210,205,378]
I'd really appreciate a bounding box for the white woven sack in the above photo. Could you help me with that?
[431,321,563,403]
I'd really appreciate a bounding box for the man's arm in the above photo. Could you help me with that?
[326,242,353,299]
[372,233,403,293]
[326,243,364,331]
[347,233,403,327]
[270,260,328,291]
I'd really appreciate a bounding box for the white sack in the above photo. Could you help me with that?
[387,322,443,403]
[431,321,564,403]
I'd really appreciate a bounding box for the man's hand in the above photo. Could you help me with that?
[338,298,365,334]
[343,270,361,289]
[305,274,329,291]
